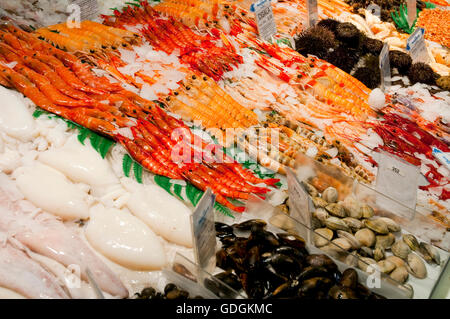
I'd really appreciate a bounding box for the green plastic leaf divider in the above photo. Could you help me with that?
[125,1,140,6]
[154,175,173,194]
[77,128,89,145]
[133,161,143,183]
[122,154,133,177]
[173,184,184,200]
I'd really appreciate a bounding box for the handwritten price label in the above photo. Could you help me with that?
[251,0,277,41]
[407,28,430,63]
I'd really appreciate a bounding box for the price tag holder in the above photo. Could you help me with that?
[407,0,417,29]
[406,27,429,63]
[250,0,277,42]
[306,0,319,28]
[71,0,99,21]
[379,43,391,91]
[375,151,419,214]
[367,3,381,19]
[286,168,312,243]
[191,188,216,273]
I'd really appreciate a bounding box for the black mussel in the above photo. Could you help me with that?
[275,246,308,263]
[164,283,177,295]
[245,245,261,271]
[215,222,234,238]
[214,271,242,291]
[240,272,266,299]
[296,266,331,282]
[328,285,358,299]
[277,233,307,252]
[136,287,156,299]
[339,268,358,289]
[233,237,248,257]
[220,235,237,248]
[267,280,300,299]
[306,254,338,272]
[233,219,267,232]
[262,253,302,278]
[298,277,333,298]
[166,288,189,300]
[247,229,280,252]
[216,248,232,271]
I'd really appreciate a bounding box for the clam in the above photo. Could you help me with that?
[373,247,385,261]
[322,187,338,203]
[314,228,334,247]
[358,246,374,258]
[402,234,420,251]
[311,217,323,229]
[418,242,440,265]
[337,230,361,249]
[302,181,318,197]
[358,257,377,272]
[331,238,352,251]
[360,204,374,218]
[406,253,427,279]
[269,213,296,232]
[313,208,329,223]
[377,260,396,274]
[390,266,409,284]
[312,196,328,208]
[375,233,395,250]
[355,228,375,247]
[324,216,350,232]
[378,217,401,232]
[321,244,345,258]
[345,252,359,267]
[342,196,362,219]
[342,217,363,232]
[385,256,406,268]
[325,203,346,218]
[391,240,411,260]
[364,219,389,235]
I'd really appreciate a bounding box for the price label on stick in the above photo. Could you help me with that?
[286,168,312,243]
[407,27,429,63]
[379,43,391,91]
[367,3,381,19]
[306,0,318,28]
[407,0,417,29]
[375,151,419,214]
[191,188,216,273]
[250,0,277,42]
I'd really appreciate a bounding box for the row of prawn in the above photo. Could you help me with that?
[0,24,279,213]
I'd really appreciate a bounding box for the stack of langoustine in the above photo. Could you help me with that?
[0,24,279,213]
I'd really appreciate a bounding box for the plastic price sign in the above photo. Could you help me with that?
[379,43,391,91]
[406,28,430,63]
[250,0,277,42]
[191,188,216,273]
[367,3,381,19]
[286,167,312,243]
[375,151,420,214]
[71,0,99,21]
[407,0,417,28]
[306,0,319,28]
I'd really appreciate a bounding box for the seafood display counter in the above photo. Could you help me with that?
[0,0,448,301]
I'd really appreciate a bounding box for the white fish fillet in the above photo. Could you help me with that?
[0,189,129,298]
[0,244,68,299]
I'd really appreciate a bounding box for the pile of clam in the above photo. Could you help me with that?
[213,219,385,299]
[305,183,441,286]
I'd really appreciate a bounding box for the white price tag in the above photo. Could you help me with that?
[306,0,319,28]
[191,188,216,273]
[406,28,430,63]
[367,3,381,19]
[71,0,99,21]
[379,43,391,91]
[286,168,312,243]
[375,151,419,213]
[407,0,417,28]
[250,0,277,41]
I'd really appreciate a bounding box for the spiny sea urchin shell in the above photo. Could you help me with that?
[327,46,360,73]
[389,50,412,74]
[436,76,450,91]
[362,37,383,55]
[317,19,341,33]
[353,67,380,89]
[407,62,438,85]
[335,22,362,48]
[295,26,337,59]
